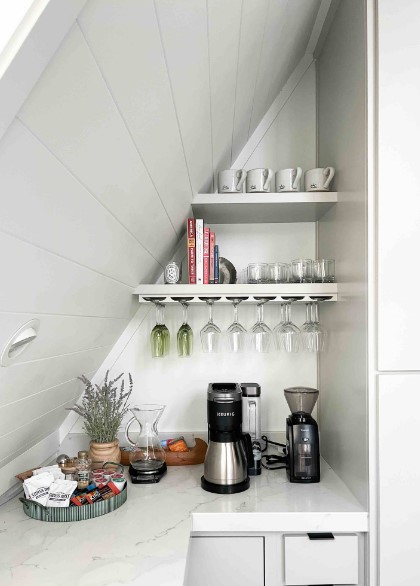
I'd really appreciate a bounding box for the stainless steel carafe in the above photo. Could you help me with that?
[201,383,252,494]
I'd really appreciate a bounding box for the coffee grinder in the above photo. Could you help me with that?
[284,387,320,483]
[201,383,253,494]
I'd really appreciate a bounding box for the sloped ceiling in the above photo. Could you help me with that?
[0,0,322,488]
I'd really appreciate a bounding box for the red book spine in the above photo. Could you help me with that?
[209,232,215,284]
[187,218,196,284]
[203,227,210,285]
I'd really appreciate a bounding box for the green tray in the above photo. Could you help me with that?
[19,484,127,522]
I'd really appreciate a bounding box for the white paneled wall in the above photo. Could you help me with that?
[245,63,316,174]
[0,0,324,493]
[72,223,318,435]
[70,74,318,436]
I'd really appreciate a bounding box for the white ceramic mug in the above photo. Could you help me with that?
[304,167,335,192]
[275,167,303,192]
[246,168,274,193]
[218,169,247,193]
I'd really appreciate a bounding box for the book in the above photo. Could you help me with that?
[195,219,204,285]
[187,218,196,284]
[203,227,210,284]
[209,232,215,284]
[214,244,220,284]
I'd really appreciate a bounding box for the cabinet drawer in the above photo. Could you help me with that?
[284,533,358,585]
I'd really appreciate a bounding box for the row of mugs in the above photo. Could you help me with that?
[218,167,335,193]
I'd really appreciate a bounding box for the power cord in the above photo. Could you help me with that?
[260,435,287,470]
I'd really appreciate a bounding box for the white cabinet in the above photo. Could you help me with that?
[377,0,420,371]
[378,374,420,586]
[184,536,264,586]
[284,534,359,585]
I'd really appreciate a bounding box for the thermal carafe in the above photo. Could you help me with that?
[201,383,252,494]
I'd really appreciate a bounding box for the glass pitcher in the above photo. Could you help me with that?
[125,404,166,471]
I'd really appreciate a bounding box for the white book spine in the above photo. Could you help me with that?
[196,219,204,285]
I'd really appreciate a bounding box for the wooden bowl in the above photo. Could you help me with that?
[119,438,208,467]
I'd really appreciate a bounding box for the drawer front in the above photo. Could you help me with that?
[284,534,358,585]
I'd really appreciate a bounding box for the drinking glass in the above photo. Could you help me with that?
[301,302,314,352]
[303,301,327,352]
[226,297,248,353]
[313,259,335,283]
[247,263,269,284]
[200,298,221,353]
[268,263,289,283]
[276,301,300,352]
[250,298,273,353]
[273,303,286,350]
[291,259,314,283]
[176,299,193,357]
[145,298,170,358]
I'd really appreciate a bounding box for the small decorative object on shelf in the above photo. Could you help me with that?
[67,371,133,469]
[219,257,237,284]
[164,261,182,284]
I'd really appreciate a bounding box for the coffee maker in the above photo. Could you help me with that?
[201,383,252,494]
[284,387,320,483]
[241,383,262,476]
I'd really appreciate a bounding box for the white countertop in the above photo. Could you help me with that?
[0,462,367,586]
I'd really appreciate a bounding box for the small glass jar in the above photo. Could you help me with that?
[164,261,182,284]
[247,263,269,284]
[291,259,314,283]
[268,262,289,283]
[313,259,335,283]
[75,450,91,490]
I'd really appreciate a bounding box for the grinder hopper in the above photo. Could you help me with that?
[284,387,319,414]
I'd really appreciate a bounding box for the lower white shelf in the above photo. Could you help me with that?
[134,283,338,303]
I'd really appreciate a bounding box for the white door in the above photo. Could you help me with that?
[184,536,264,586]
[378,374,420,585]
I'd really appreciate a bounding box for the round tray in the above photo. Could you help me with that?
[19,484,127,522]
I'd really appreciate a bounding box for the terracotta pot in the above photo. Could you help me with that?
[89,440,121,470]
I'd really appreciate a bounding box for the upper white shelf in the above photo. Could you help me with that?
[191,192,338,224]
[134,283,338,303]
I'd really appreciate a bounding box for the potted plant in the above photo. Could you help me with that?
[68,371,133,468]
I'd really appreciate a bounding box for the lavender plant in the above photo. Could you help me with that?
[68,371,133,443]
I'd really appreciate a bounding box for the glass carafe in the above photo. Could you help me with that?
[125,405,166,471]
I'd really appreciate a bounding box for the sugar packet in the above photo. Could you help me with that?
[23,472,55,506]
[46,480,77,507]
[33,465,65,480]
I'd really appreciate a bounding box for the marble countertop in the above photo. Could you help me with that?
[0,462,367,586]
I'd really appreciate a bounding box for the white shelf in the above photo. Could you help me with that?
[134,283,337,303]
[192,192,338,224]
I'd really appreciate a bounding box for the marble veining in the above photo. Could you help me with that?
[0,462,367,586]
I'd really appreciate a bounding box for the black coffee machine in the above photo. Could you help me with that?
[284,387,320,483]
[201,383,253,494]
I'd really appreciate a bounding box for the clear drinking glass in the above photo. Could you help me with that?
[250,298,273,353]
[276,302,300,352]
[301,302,314,352]
[176,300,193,357]
[313,259,335,283]
[291,259,314,283]
[268,262,289,283]
[148,299,170,358]
[226,297,248,353]
[200,298,222,353]
[247,263,269,284]
[273,303,286,350]
[303,301,327,353]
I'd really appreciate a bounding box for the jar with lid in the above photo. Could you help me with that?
[75,450,91,490]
